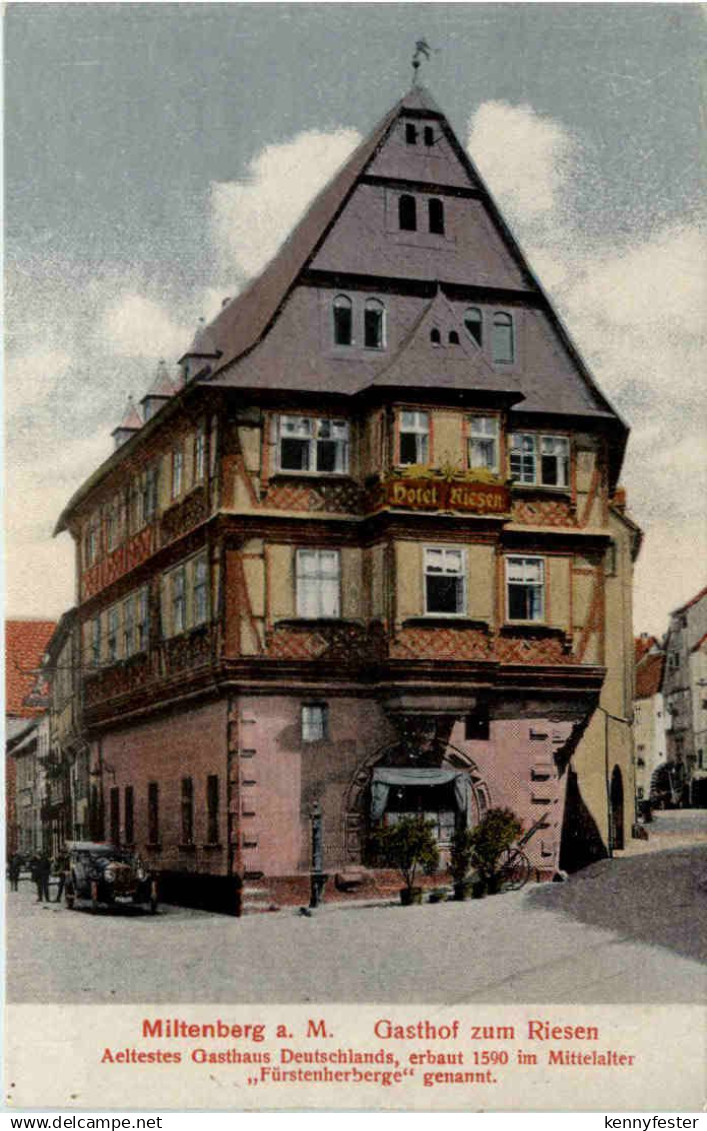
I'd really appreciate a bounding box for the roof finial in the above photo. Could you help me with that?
[412,38,432,87]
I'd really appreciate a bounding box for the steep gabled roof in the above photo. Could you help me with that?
[635,651,666,700]
[5,619,57,718]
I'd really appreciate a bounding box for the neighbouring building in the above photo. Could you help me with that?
[41,609,86,849]
[53,86,640,912]
[5,619,57,855]
[662,586,707,805]
[633,640,666,806]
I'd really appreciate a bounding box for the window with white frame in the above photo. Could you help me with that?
[278,415,350,474]
[364,298,385,349]
[192,554,209,626]
[301,703,328,743]
[424,547,466,616]
[172,448,183,499]
[468,416,500,472]
[492,311,514,363]
[333,295,353,346]
[296,549,341,619]
[399,410,429,465]
[509,433,570,487]
[90,616,102,666]
[123,595,135,657]
[172,566,186,634]
[106,607,119,662]
[194,426,206,482]
[506,556,545,622]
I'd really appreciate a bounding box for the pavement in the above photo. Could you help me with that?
[6,810,707,1005]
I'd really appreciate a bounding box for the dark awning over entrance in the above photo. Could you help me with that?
[370,766,472,823]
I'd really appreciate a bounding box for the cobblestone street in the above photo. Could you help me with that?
[7,818,706,1006]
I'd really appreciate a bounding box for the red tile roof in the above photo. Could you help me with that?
[5,619,57,717]
[635,635,659,663]
[635,651,665,700]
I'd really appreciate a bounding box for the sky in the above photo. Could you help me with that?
[5,2,706,636]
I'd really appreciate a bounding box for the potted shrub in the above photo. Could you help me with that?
[368,815,440,906]
[468,808,522,896]
[449,826,476,900]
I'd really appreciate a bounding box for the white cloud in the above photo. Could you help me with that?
[467,101,578,220]
[5,347,72,418]
[100,292,190,359]
[210,128,361,278]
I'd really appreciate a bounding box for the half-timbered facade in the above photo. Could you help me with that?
[55,87,640,911]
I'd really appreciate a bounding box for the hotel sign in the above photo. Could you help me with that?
[377,477,510,516]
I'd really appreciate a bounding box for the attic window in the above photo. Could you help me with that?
[492,311,514,363]
[405,123,418,145]
[424,126,435,147]
[364,299,385,350]
[448,331,459,345]
[333,295,353,346]
[430,328,441,345]
[464,307,482,346]
[399,194,417,232]
[428,198,445,235]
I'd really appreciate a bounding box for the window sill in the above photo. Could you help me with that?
[269,471,354,482]
[405,616,490,629]
[501,622,566,637]
[202,843,223,851]
[178,843,197,851]
[275,617,361,628]
[510,483,572,497]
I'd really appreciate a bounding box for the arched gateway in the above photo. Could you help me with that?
[342,734,488,864]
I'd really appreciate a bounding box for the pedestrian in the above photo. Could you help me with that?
[32,853,51,902]
[8,853,22,891]
[54,850,69,903]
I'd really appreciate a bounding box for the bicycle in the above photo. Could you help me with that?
[497,811,550,891]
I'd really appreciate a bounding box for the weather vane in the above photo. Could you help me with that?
[411,39,434,86]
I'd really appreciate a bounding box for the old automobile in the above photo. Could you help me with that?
[64,842,158,913]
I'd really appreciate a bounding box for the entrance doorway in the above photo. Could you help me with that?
[611,766,624,850]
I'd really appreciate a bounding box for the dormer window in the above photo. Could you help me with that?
[278,415,350,474]
[333,295,353,346]
[405,123,418,145]
[430,328,441,345]
[399,194,417,232]
[492,311,514,363]
[464,307,482,347]
[364,299,385,349]
[424,126,435,147]
[428,198,445,235]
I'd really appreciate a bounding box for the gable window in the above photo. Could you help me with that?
[181,777,194,845]
[430,328,441,345]
[510,433,569,487]
[278,415,350,474]
[506,556,545,622]
[364,298,385,349]
[468,416,500,472]
[192,554,209,626]
[424,547,466,616]
[333,295,353,346]
[194,426,206,482]
[302,703,329,743]
[464,307,483,346]
[399,194,417,232]
[171,448,183,500]
[424,126,435,147]
[296,549,341,619]
[492,312,514,363]
[172,566,186,634]
[428,198,445,235]
[399,410,429,465]
[405,122,418,145]
[448,330,459,345]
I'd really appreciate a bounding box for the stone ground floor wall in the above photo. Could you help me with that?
[89,688,632,913]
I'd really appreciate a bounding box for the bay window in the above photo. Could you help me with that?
[399,410,429,465]
[278,415,350,474]
[424,547,466,616]
[296,549,341,619]
[506,556,545,622]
